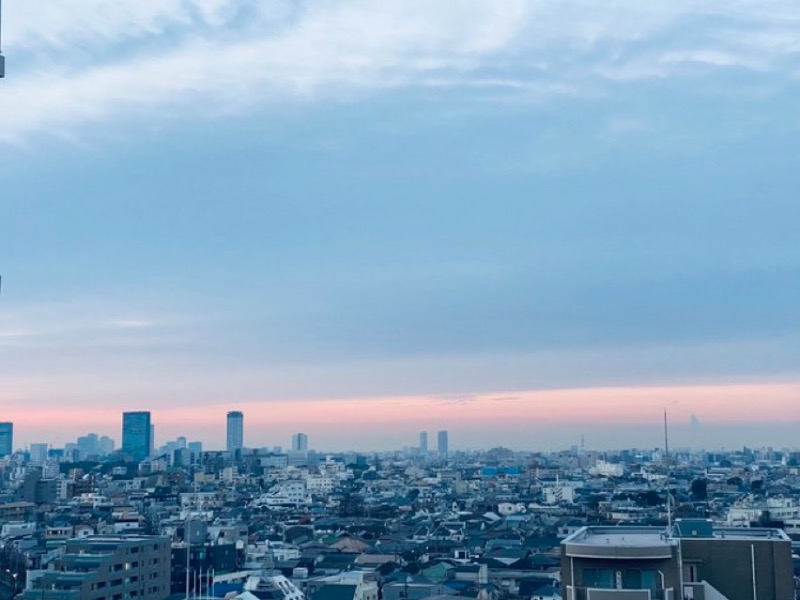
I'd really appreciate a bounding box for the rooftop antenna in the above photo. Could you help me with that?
[664,409,672,535]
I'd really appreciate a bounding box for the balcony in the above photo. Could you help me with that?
[564,586,675,600]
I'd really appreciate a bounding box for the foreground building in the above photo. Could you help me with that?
[22,535,171,600]
[561,519,793,600]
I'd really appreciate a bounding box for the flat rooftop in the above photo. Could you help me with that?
[563,527,676,560]
[565,527,676,547]
[563,523,791,560]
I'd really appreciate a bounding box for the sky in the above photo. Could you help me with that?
[1,1,799,452]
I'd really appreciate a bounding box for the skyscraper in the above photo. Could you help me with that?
[0,422,12,456]
[419,431,428,454]
[437,430,448,458]
[29,443,48,464]
[122,411,151,461]
[291,433,308,452]
[226,411,244,453]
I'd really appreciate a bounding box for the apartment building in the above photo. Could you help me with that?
[561,519,793,600]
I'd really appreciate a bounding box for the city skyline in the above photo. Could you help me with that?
[1,2,799,448]
[4,380,800,452]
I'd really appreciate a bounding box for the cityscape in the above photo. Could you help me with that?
[0,411,797,599]
[2,1,800,600]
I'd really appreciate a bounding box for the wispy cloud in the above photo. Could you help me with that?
[1,1,799,142]
[0,299,175,351]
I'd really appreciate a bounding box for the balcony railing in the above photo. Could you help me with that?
[564,585,675,600]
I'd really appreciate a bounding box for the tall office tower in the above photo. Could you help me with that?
[122,411,152,462]
[419,431,428,454]
[437,430,449,458]
[150,424,155,455]
[99,436,115,455]
[227,411,244,453]
[0,422,12,456]
[291,433,309,452]
[29,443,48,464]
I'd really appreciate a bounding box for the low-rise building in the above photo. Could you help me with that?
[561,519,793,600]
[22,535,171,600]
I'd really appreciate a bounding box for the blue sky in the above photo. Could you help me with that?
[1,1,799,450]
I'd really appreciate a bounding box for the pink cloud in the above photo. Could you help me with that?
[7,381,800,450]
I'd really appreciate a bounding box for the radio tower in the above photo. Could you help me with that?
[664,409,672,534]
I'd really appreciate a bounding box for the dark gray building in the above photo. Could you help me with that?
[22,535,172,600]
[122,411,151,461]
[561,520,793,600]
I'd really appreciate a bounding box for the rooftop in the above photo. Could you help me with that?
[562,527,676,560]
[564,527,676,548]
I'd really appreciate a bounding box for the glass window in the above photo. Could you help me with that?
[583,568,614,588]
[623,570,642,589]
[641,571,660,591]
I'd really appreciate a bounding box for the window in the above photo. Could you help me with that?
[610,569,661,591]
[641,570,660,591]
[622,570,642,589]
[583,568,614,589]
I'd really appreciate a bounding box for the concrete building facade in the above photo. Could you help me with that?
[22,535,172,600]
[561,520,793,600]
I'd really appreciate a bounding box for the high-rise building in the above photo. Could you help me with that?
[0,422,12,456]
[99,435,115,455]
[76,433,100,459]
[419,431,428,454]
[291,433,308,452]
[29,443,48,464]
[227,411,244,453]
[437,430,448,457]
[122,411,152,462]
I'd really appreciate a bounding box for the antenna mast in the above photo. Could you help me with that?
[664,409,672,534]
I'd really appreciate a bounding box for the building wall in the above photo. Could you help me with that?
[680,538,794,600]
[23,535,171,600]
[561,553,681,596]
